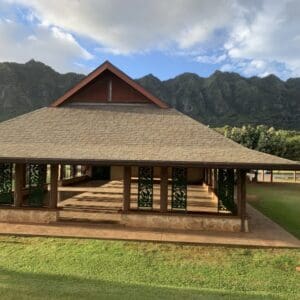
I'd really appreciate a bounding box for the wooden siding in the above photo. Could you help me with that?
[66,70,150,104]
[52,61,168,108]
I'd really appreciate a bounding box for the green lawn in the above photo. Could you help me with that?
[247,183,300,239]
[0,236,299,299]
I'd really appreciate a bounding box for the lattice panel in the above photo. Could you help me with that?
[27,164,47,207]
[138,167,153,208]
[0,163,13,205]
[217,169,236,214]
[171,167,187,210]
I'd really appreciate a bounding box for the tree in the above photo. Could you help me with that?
[216,125,300,162]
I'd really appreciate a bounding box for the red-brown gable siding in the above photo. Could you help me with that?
[66,70,150,104]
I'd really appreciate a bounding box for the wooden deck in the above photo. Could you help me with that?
[57,180,218,222]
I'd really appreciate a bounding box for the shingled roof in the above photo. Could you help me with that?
[0,104,299,169]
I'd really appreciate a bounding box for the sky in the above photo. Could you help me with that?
[0,0,300,80]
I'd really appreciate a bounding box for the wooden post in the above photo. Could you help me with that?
[22,164,27,188]
[270,170,273,183]
[211,169,215,189]
[262,170,265,182]
[213,169,218,192]
[123,166,131,212]
[206,169,208,185]
[237,169,241,216]
[14,163,25,207]
[72,165,77,177]
[60,164,65,180]
[160,167,168,213]
[208,169,213,186]
[49,164,58,209]
[237,169,247,232]
[204,168,207,184]
[206,168,209,184]
[207,169,210,185]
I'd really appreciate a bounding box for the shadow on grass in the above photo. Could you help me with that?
[0,267,276,300]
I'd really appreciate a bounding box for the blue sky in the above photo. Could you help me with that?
[0,0,300,80]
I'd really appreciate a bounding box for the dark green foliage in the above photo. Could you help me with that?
[217,169,236,214]
[217,125,300,161]
[285,135,300,161]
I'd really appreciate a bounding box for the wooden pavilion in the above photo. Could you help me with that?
[0,61,299,232]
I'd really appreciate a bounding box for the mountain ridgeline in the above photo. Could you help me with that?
[0,60,83,122]
[137,72,300,129]
[0,60,300,129]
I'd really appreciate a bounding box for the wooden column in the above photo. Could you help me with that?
[206,168,209,184]
[22,165,27,188]
[237,170,241,216]
[49,164,58,209]
[211,169,215,189]
[237,169,247,232]
[270,170,273,183]
[208,169,213,186]
[72,165,77,177]
[206,168,210,185]
[123,166,131,212]
[213,169,218,191]
[59,164,63,180]
[262,170,265,182]
[60,164,65,180]
[14,163,25,207]
[160,167,168,213]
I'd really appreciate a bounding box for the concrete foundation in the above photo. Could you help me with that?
[0,208,58,224]
[0,207,247,233]
[121,212,246,232]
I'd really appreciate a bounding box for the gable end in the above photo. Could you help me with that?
[51,61,168,108]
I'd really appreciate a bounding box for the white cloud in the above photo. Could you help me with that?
[0,9,93,73]
[225,0,300,77]
[196,54,227,64]
[27,34,37,41]
[1,0,300,77]
[6,0,235,54]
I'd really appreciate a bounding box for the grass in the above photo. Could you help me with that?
[247,183,300,239]
[0,236,299,299]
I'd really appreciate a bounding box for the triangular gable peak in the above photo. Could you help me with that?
[51,61,168,108]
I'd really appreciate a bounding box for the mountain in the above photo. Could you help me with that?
[137,71,300,129]
[0,60,300,129]
[0,60,84,121]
